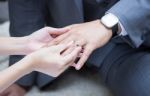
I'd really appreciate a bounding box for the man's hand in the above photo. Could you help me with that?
[25,27,69,54]
[49,20,113,70]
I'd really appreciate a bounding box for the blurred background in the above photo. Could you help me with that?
[0,0,9,72]
[0,0,9,23]
[0,1,112,96]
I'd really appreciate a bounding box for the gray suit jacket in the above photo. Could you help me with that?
[78,0,150,67]
[108,0,150,48]
[54,0,150,66]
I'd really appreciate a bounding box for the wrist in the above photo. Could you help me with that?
[14,36,32,55]
[25,53,40,72]
[17,55,34,75]
[95,20,113,37]
[19,36,37,55]
[100,13,119,37]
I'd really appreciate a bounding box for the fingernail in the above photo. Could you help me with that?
[76,66,80,70]
[71,63,76,67]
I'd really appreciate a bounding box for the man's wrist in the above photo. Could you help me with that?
[100,13,119,37]
[94,19,111,29]
[95,20,113,37]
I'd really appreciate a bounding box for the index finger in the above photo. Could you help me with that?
[54,41,74,53]
[48,32,70,46]
[63,46,82,64]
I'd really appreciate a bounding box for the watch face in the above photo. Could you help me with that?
[101,13,119,28]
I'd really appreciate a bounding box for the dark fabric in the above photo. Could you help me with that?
[46,0,84,27]
[8,0,54,87]
[0,0,7,1]
[100,48,150,96]
[108,0,150,48]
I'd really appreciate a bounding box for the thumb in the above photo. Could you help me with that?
[47,27,70,35]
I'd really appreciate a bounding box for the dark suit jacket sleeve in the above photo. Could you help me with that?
[107,0,150,48]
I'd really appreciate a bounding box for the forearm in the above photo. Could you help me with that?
[0,56,32,92]
[0,37,29,55]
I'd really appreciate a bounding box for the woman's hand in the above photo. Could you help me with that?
[0,27,69,55]
[26,41,81,77]
[24,27,69,54]
[0,41,80,92]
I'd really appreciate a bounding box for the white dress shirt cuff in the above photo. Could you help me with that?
[118,21,128,36]
[105,12,128,36]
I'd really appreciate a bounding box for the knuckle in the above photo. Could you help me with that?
[70,24,79,28]
[43,27,50,30]
[83,52,90,57]
[53,73,59,77]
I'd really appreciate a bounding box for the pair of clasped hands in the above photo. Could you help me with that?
[24,20,112,77]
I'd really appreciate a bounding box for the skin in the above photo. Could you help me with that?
[0,19,113,95]
[0,27,81,93]
[0,27,69,55]
[49,20,113,70]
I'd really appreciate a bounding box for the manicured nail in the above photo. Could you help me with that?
[75,66,81,70]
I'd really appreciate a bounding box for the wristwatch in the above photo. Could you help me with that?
[101,13,119,36]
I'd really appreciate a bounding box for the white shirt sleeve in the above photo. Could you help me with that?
[118,21,128,36]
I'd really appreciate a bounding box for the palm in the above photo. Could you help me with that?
[28,29,54,51]
[26,27,69,53]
